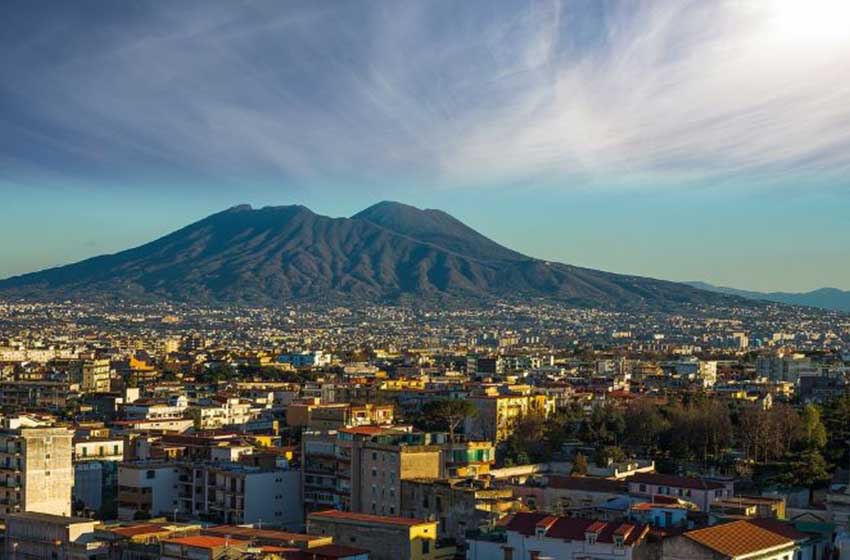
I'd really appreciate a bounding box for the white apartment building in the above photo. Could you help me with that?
[118,460,302,528]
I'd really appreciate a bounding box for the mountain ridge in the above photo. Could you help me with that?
[686,281,850,312]
[0,202,751,309]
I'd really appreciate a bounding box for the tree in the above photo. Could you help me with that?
[822,392,850,467]
[581,403,625,446]
[421,399,477,442]
[624,399,669,453]
[595,445,625,467]
[800,404,827,450]
[792,449,830,487]
[502,413,549,463]
[572,453,589,476]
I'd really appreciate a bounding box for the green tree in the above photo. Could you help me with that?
[421,399,477,442]
[822,392,850,467]
[594,445,625,467]
[800,404,827,450]
[792,449,830,487]
[624,399,669,453]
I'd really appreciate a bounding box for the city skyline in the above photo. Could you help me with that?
[2,0,850,291]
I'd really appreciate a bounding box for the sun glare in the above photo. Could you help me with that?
[765,0,850,48]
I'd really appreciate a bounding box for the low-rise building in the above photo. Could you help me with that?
[627,473,732,512]
[466,512,649,560]
[662,518,811,559]
[4,511,109,560]
[400,478,519,543]
[307,510,454,560]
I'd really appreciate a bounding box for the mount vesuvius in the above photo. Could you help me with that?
[0,202,745,309]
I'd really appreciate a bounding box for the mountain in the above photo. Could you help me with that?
[0,202,747,309]
[686,281,850,312]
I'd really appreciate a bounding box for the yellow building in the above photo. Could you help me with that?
[464,393,552,443]
[307,510,454,560]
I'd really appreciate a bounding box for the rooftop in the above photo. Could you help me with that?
[162,535,251,550]
[309,510,430,527]
[684,520,801,557]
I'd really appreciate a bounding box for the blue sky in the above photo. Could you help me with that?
[2,0,849,292]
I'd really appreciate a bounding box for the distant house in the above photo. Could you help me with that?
[466,512,649,560]
[662,518,813,560]
[627,473,732,511]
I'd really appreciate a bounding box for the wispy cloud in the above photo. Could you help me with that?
[1,0,849,190]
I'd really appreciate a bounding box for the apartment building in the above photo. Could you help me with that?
[287,400,394,430]
[117,460,302,528]
[303,426,441,514]
[0,380,75,411]
[82,358,111,393]
[359,440,441,516]
[0,416,73,516]
[73,436,124,516]
[122,395,188,421]
[188,396,257,430]
[464,393,552,443]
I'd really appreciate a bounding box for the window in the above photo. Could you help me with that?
[422,540,430,554]
[615,536,624,549]
[146,470,156,479]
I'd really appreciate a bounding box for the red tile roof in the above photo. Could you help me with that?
[305,544,371,558]
[203,525,322,543]
[627,473,726,490]
[545,475,626,493]
[163,535,251,550]
[684,520,797,557]
[308,510,429,527]
[746,518,809,541]
[108,523,173,538]
[502,513,647,545]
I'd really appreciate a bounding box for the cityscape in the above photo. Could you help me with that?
[2,1,850,560]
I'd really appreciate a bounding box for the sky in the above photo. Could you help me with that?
[1,0,849,292]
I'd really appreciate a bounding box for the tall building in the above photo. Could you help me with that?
[756,353,818,383]
[303,426,442,514]
[81,359,111,393]
[0,416,74,516]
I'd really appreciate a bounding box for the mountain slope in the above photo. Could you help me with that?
[0,202,746,308]
[687,281,850,312]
